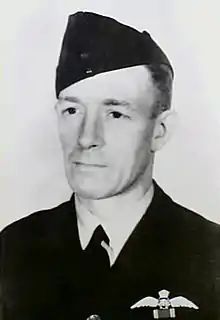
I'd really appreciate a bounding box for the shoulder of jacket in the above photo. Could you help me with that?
[0,199,72,241]
[168,197,220,244]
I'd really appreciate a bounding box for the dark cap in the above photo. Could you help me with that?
[56,11,173,98]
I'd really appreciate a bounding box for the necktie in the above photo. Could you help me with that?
[84,225,110,275]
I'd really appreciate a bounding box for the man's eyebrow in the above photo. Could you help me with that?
[102,98,131,107]
[58,96,81,103]
[57,96,133,109]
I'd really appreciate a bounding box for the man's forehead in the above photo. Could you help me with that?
[59,65,154,101]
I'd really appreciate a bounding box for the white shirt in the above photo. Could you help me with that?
[75,184,154,266]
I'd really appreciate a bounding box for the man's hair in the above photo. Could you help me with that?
[146,64,173,119]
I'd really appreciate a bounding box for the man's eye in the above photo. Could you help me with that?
[62,107,77,115]
[110,111,125,119]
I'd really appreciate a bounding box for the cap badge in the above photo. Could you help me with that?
[130,289,199,319]
[80,52,89,60]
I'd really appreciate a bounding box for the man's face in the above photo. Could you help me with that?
[56,65,157,199]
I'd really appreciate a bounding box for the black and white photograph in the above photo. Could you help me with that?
[0,1,220,319]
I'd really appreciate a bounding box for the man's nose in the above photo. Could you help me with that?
[78,115,104,150]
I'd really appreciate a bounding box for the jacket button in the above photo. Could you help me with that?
[86,315,101,320]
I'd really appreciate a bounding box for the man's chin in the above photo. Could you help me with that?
[71,184,117,200]
[68,181,104,199]
[66,173,120,200]
[74,189,108,200]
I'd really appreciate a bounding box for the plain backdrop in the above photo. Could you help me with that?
[0,0,220,230]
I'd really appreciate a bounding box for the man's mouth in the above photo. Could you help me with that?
[74,161,106,168]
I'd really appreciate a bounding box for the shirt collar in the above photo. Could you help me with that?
[75,184,154,260]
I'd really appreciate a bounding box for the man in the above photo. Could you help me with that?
[1,11,220,320]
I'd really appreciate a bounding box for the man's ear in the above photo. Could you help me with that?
[151,109,177,152]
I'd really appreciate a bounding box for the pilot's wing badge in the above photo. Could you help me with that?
[130,289,199,319]
[131,296,158,309]
[170,296,199,309]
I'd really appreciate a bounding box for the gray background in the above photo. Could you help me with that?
[0,0,220,229]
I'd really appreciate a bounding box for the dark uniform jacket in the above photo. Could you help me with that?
[1,183,220,320]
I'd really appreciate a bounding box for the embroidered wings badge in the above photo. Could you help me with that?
[130,289,199,319]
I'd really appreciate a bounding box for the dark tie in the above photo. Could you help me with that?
[79,227,110,318]
[84,225,110,276]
